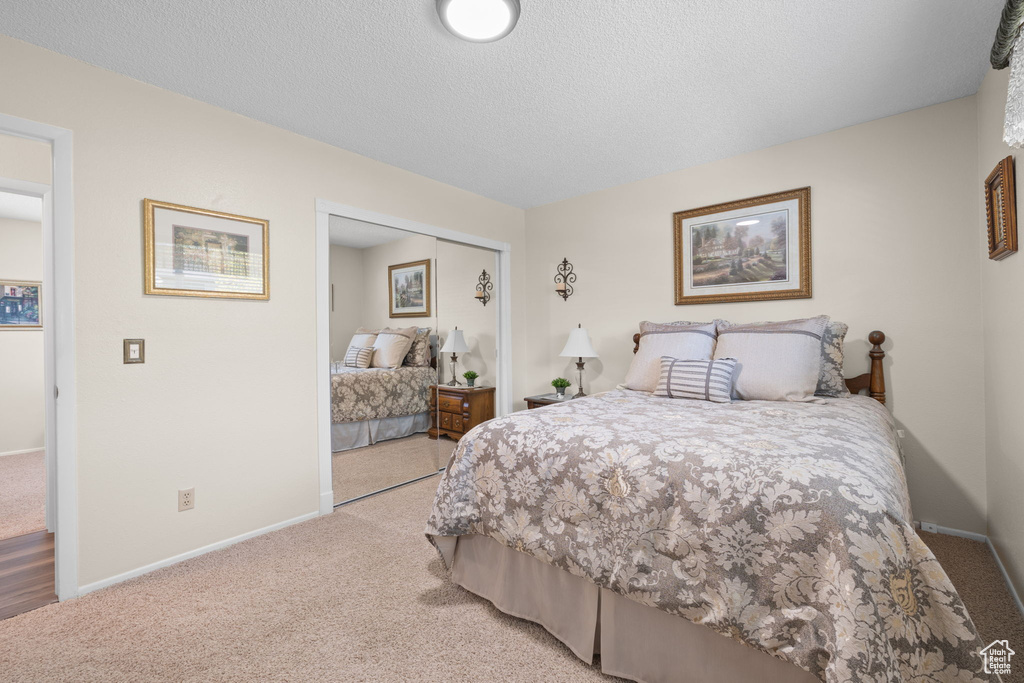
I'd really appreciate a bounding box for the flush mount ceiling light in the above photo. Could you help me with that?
[437,0,520,42]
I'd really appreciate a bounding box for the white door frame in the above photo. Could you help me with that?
[0,114,78,600]
[314,199,512,515]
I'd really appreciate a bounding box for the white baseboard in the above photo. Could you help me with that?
[0,447,45,457]
[320,490,334,515]
[78,510,319,596]
[918,522,1024,618]
[987,537,1024,619]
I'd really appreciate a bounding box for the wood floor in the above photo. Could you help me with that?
[0,530,56,621]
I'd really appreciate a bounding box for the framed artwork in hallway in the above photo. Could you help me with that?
[673,187,811,305]
[0,281,41,329]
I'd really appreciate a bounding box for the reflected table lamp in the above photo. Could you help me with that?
[441,327,470,386]
[559,324,599,398]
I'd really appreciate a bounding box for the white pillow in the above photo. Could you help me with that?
[348,328,378,350]
[371,326,418,369]
[624,321,717,392]
[714,316,828,402]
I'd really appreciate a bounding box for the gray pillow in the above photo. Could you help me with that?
[816,321,851,398]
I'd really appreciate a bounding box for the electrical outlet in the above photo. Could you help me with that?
[178,488,195,512]
[921,521,938,534]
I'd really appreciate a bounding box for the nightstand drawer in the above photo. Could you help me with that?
[451,413,464,432]
[440,412,452,430]
[438,394,463,414]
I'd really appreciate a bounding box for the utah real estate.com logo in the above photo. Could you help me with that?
[980,640,1014,676]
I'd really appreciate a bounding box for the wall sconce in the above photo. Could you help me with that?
[554,257,575,301]
[475,269,492,306]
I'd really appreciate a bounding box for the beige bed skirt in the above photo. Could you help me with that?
[436,534,819,683]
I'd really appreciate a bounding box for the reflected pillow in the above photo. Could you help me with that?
[343,345,373,369]
[372,326,418,369]
[404,327,432,367]
[624,321,717,393]
[349,328,379,350]
[654,356,737,403]
[714,316,828,402]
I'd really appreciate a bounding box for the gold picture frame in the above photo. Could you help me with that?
[388,259,431,318]
[143,199,270,300]
[0,280,42,329]
[984,155,1018,261]
[673,187,811,305]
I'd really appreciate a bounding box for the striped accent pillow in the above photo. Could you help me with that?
[343,345,373,369]
[654,357,737,403]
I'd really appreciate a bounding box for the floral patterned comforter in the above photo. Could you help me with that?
[331,366,436,423]
[426,390,992,682]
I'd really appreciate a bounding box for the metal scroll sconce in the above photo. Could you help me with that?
[554,257,575,301]
[475,269,492,306]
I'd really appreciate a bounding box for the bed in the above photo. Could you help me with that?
[426,331,995,682]
[331,339,439,452]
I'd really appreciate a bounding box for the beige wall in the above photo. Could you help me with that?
[0,35,527,588]
[0,217,44,455]
[0,134,51,184]
[526,97,988,534]
[976,66,1024,595]
[436,240,498,386]
[357,234,437,334]
[328,244,365,359]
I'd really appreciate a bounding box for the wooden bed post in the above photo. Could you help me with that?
[867,330,886,405]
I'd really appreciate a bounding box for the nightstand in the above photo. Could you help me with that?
[524,393,572,409]
[429,385,496,441]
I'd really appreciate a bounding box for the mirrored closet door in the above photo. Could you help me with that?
[329,217,441,504]
[327,215,504,506]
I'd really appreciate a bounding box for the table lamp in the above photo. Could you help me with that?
[440,327,470,386]
[559,324,599,398]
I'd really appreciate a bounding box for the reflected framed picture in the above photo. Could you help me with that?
[984,155,1017,261]
[674,187,811,305]
[0,280,42,329]
[388,259,431,318]
[143,199,269,299]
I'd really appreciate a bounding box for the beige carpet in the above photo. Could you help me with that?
[919,531,1024,683]
[0,476,1020,681]
[332,434,456,504]
[0,450,46,541]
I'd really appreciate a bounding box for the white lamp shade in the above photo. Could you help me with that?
[560,327,598,358]
[441,328,469,353]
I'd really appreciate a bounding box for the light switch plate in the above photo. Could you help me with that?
[123,339,145,364]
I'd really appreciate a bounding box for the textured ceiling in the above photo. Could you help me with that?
[0,1,1004,208]
[0,191,42,222]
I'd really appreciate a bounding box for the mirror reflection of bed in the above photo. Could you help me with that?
[328,217,498,504]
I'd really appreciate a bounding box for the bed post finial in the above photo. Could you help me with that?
[868,331,886,405]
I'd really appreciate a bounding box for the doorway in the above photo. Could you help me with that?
[0,114,78,606]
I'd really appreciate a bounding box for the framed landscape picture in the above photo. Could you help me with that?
[388,259,431,318]
[674,187,811,305]
[0,281,42,329]
[984,155,1017,261]
[143,199,269,299]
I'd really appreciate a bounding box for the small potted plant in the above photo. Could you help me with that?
[551,377,571,398]
[463,370,479,387]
